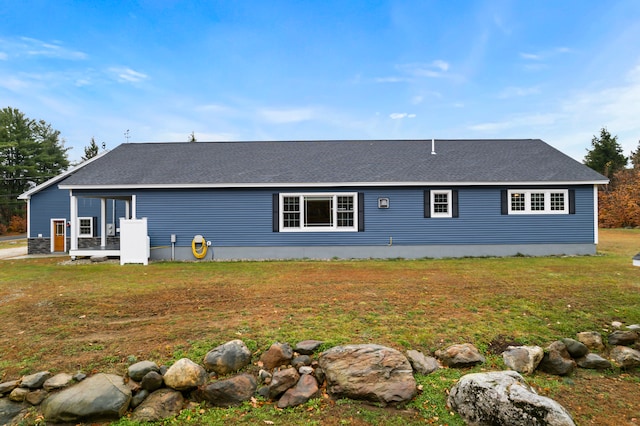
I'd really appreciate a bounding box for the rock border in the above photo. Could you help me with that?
[0,326,638,425]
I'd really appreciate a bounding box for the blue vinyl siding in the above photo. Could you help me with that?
[83,185,597,249]
[29,185,126,238]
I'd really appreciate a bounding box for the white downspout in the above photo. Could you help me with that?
[131,194,137,219]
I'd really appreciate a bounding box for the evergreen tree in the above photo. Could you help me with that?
[0,107,69,225]
[630,140,640,169]
[583,128,627,177]
[82,137,100,161]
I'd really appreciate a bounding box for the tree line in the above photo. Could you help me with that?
[0,107,638,234]
[585,128,640,228]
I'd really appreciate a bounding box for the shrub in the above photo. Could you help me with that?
[0,223,6,235]
[7,215,26,233]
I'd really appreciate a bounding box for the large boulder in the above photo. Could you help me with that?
[0,399,27,425]
[448,371,575,426]
[406,350,440,374]
[131,388,184,422]
[163,358,207,391]
[277,374,319,408]
[502,346,544,375]
[41,373,131,423]
[196,374,257,407]
[576,353,612,370]
[608,330,638,346]
[435,343,485,368]
[576,331,605,352]
[203,340,252,375]
[260,342,293,370]
[538,341,576,376]
[43,373,74,391]
[318,344,417,405]
[20,371,51,389]
[610,346,640,368]
[560,338,589,359]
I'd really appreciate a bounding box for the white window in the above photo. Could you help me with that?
[430,190,452,218]
[78,217,94,237]
[508,190,569,214]
[280,193,357,232]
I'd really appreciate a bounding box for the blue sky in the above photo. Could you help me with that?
[1,1,639,163]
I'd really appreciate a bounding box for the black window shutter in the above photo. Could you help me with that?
[93,217,98,237]
[569,189,576,214]
[452,190,459,218]
[272,194,279,232]
[501,190,508,215]
[358,193,365,232]
[424,190,431,218]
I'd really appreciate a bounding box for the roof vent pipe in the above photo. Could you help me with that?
[431,138,437,155]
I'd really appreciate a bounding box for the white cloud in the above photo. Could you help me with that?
[18,37,87,60]
[397,60,450,78]
[468,113,559,132]
[390,113,416,120]
[259,107,315,124]
[109,67,148,83]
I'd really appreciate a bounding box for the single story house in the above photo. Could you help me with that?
[19,139,608,262]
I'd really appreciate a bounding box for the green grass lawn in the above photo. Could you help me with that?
[1,229,638,425]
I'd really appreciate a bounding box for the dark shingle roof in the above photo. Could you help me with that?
[60,139,607,187]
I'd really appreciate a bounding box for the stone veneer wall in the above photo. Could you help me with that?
[28,237,120,255]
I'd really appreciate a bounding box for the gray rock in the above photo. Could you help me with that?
[610,345,640,368]
[260,342,293,370]
[268,368,299,400]
[203,339,252,375]
[41,373,131,423]
[196,374,257,407]
[502,345,544,375]
[73,372,87,382]
[131,389,184,422]
[128,360,160,382]
[0,379,20,395]
[627,324,640,331]
[319,344,417,405]
[277,374,319,408]
[141,371,164,392]
[435,343,485,368]
[561,338,589,358]
[0,399,27,425]
[292,355,312,369]
[130,389,149,409]
[406,350,440,374]
[43,373,73,391]
[448,371,575,426]
[576,331,605,352]
[299,366,314,375]
[608,330,639,346]
[9,387,28,402]
[538,341,576,376]
[20,371,51,389]
[295,340,324,355]
[314,366,325,385]
[576,353,612,370]
[163,358,207,391]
